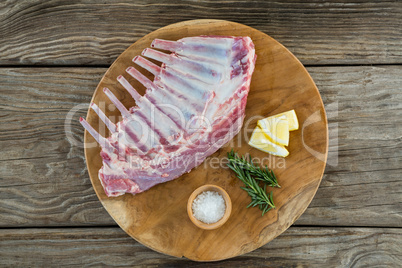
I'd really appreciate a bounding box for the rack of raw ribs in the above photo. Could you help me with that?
[80,35,256,197]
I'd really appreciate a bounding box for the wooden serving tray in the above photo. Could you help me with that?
[84,19,328,261]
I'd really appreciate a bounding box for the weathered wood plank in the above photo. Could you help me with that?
[0,227,400,266]
[0,68,111,226]
[0,1,401,66]
[0,66,401,227]
[296,66,402,226]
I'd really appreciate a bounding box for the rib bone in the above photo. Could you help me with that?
[80,36,256,197]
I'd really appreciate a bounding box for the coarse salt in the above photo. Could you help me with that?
[192,191,226,224]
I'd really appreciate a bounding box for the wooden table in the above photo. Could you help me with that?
[0,1,401,266]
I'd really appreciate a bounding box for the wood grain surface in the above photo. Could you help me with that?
[1,0,402,264]
[0,227,400,267]
[83,19,328,261]
[1,66,401,228]
[0,0,401,66]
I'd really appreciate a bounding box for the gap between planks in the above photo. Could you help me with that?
[0,63,402,69]
[1,224,402,230]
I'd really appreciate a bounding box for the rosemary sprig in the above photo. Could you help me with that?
[227,149,280,188]
[227,150,278,216]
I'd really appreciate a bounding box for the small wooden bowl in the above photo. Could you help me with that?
[187,184,232,230]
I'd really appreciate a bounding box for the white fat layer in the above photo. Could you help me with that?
[100,36,255,180]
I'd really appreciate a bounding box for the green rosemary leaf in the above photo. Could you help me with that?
[227,150,280,187]
[227,150,278,216]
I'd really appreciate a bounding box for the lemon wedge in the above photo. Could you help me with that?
[257,115,290,146]
[248,126,289,157]
[271,109,299,131]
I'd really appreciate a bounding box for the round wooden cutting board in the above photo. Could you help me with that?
[84,19,328,261]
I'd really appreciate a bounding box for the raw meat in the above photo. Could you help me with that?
[80,36,256,197]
